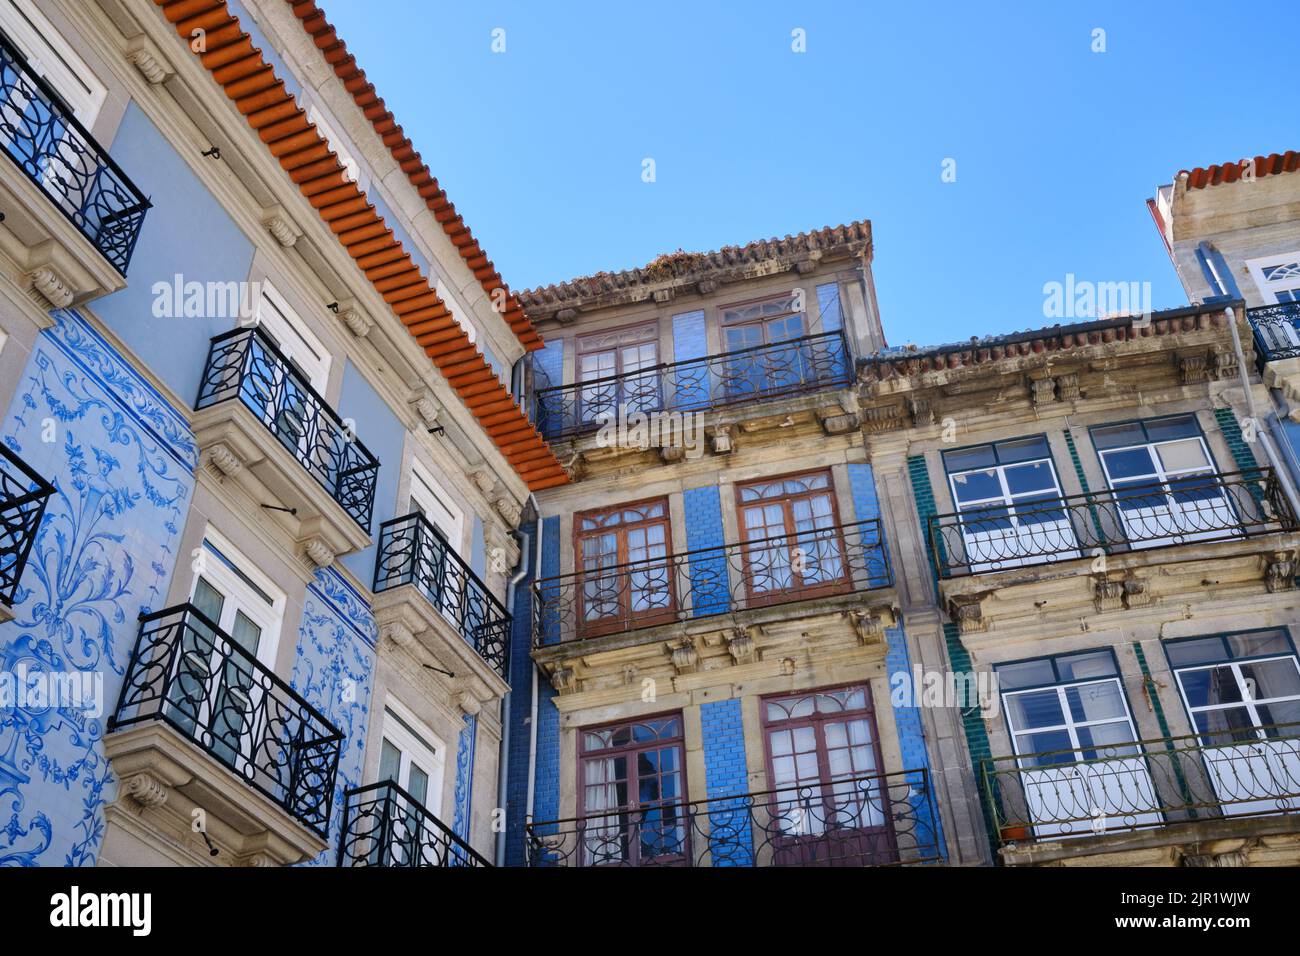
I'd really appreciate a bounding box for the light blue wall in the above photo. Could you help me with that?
[471,514,486,578]
[290,568,377,867]
[96,103,255,405]
[0,310,196,866]
[338,359,402,582]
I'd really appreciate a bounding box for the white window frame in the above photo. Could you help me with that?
[409,457,464,555]
[1173,654,1300,736]
[189,527,285,670]
[378,698,447,817]
[0,0,105,124]
[254,280,331,393]
[1245,252,1300,306]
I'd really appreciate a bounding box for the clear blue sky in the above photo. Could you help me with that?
[320,0,1297,347]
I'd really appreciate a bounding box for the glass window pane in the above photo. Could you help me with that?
[1102,447,1157,481]
[192,576,225,624]
[1065,681,1126,723]
[379,738,401,784]
[951,469,1002,503]
[230,610,262,657]
[943,445,996,473]
[1056,651,1118,681]
[1144,415,1199,442]
[1179,666,1243,708]
[997,659,1057,690]
[1092,422,1146,450]
[1157,439,1211,474]
[408,765,429,806]
[997,436,1052,463]
[1225,631,1292,660]
[1239,658,1300,702]
[1004,461,1057,495]
[1004,689,1066,732]
[1165,637,1227,667]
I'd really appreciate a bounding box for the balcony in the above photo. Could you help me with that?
[338,781,491,867]
[0,442,53,616]
[372,512,510,679]
[534,330,853,445]
[983,724,1300,866]
[106,605,343,863]
[0,29,148,300]
[192,326,378,570]
[526,767,940,867]
[534,517,892,649]
[1248,302,1300,365]
[929,468,1295,579]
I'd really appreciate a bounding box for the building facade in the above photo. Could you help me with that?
[0,0,564,867]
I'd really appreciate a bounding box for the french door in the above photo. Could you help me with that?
[575,324,659,425]
[944,438,1077,571]
[720,293,807,398]
[761,686,895,866]
[374,708,446,865]
[1002,678,1161,838]
[1093,417,1237,549]
[579,716,687,866]
[575,499,675,635]
[738,471,846,606]
[1172,649,1300,817]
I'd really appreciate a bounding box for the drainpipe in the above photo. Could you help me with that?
[524,505,545,858]
[494,493,536,866]
[1224,306,1300,517]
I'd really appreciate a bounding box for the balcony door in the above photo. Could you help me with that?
[1167,631,1300,818]
[575,323,659,426]
[1092,416,1238,549]
[373,704,446,865]
[574,499,675,635]
[737,471,846,606]
[761,686,895,866]
[578,715,687,866]
[943,437,1077,571]
[998,652,1161,839]
[175,534,284,775]
[408,461,467,634]
[720,293,807,399]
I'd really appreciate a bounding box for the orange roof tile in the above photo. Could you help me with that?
[1180,151,1300,190]
[152,0,567,491]
[283,1,544,353]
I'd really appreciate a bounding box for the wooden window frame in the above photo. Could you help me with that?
[572,496,677,637]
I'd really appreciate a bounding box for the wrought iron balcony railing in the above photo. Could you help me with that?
[0,443,53,607]
[0,30,150,274]
[534,330,852,441]
[526,767,940,867]
[1248,302,1300,364]
[533,517,891,646]
[928,468,1295,579]
[109,605,344,837]
[983,723,1300,846]
[195,325,380,530]
[373,512,510,677]
[338,781,491,867]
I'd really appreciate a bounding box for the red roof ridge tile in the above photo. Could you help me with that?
[1178,151,1300,190]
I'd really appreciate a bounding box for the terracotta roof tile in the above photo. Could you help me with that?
[1180,151,1300,190]
[283,1,543,352]
[152,0,566,491]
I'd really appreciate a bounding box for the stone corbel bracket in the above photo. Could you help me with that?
[947,595,987,634]
[262,205,302,248]
[333,296,373,339]
[125,34,175,85]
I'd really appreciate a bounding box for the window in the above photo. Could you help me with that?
[575,322,660,423]
[720,292,808,396]
[1165,630,1300,817]
[176,531,285,768]
[1091,415,1237,549]
[369,702,447,864]
[255,281,330,392]
[760,685,895,865]
[574,499,674,634]
[578,714,686,865]
[997,651,1160,837]
[408,459,464,555]
[1246,253,1300,306]
[737,471,846,603]
[942,436,1076,571]
[0,0,105,123]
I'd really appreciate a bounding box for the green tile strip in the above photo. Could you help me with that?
[1063,428,1108,547]
[1213,406,1268,509]
[1131,641,1197,819]
[907,455,1001,856]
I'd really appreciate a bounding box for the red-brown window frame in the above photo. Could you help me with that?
[719,290,807,344]
[576,711,689,866]
[572,496,677,637]
[733,468,851,608]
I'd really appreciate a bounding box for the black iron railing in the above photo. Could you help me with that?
[533,517,891,646]
[534,330,852,441]
[0,30,149,274]
[526,767,940,867]
[0,443,53,607]
[373,512,510,677]
[1249,302,1300,364]
[338,780,491,867]
[928,468,1295,579]
[195,325,379,530]
[109,604,343,837]
[983,723,1300,845]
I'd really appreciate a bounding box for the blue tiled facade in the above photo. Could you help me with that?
[682,484,729,616]
[700,698,753,865]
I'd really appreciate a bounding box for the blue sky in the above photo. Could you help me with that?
[320,1,1297,347]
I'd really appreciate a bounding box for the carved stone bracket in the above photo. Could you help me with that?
[125,36,174,85]
[550,666,577,695]
[262,206,302,247]
[29,265,74,309]
[1093,573,1152,611]
[334,297,373,338]
[303,537,335,570]
[669,639,700,675]
[726,627,757,666]
[948,596,986,634]
[710,425,734,454]
[845,609,887,646]
[123,771,170,808]
[205,441,243,479]
[1178,353,1209,385]
[1265,551,1297,593]
[819,411,859,436]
